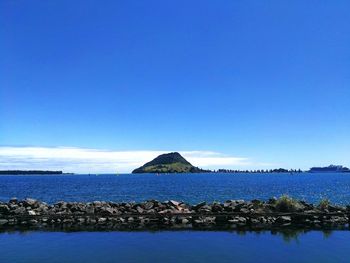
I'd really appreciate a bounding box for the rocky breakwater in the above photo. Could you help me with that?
[0,196,350,231]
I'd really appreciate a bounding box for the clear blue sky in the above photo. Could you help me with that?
[1,0,350,170]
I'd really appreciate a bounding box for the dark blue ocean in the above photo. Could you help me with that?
[1,173,350,204]
[1,230,349,263]
[1,173,350,262]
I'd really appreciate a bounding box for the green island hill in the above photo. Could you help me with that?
[132,152,210,173]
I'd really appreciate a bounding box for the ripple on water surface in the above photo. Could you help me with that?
[0,173,350,204]
[0,230,349,263]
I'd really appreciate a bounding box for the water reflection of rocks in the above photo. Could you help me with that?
[0,228,338,244]
[234,229,335,243]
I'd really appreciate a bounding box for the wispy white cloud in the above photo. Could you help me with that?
[0,146,257,173]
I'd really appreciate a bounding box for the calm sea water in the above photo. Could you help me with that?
[0,173,350,204]
[0,230,349,263]
[1,173,350,262]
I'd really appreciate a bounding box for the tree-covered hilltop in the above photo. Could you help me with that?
[132,152,210,173]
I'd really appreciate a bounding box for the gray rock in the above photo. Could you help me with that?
[29,219,38,225]
[240,208,250,213]
[193,202,206,210]
[23,198,39,208]
[168,200,181,207]
[143,201,154,210]
[76,217,85,224]
[0,204,10,214]
[203,216,216,224]
[199,205,212,212]
[85,207,95,214]
[99,207,115,216]
[136,206,144,213]
[93,201,102,207]
[28,210,36,216]
[230,217,247,225]
[0,219,8,225]
[7,219,16,225]
[9,204,19,211]
[98,218,107,223]
[276,216,292,224]
[224,200,235,206]
[259,217,268,224]
[250,218,260,224]
[212,204,223,212]
[181,218,189,224]
[9,197,18,204]
[194,219,204,224]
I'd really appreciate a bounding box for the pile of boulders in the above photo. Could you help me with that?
[0,197,349,231]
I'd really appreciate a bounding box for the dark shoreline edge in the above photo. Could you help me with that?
[1,197,350,232]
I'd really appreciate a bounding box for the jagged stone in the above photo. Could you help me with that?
[276,216,292,224]
[0,205,10,214]
[28,210,36,216]
[0,219,8,225]
[0,198,349,231]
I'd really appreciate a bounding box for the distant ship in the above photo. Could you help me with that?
[309,165,350,173]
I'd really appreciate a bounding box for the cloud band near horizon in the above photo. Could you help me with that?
[0,146,260,173]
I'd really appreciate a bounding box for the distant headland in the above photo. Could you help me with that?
[308,165,350,173]
[132,152,211,173]
[132,152,350,174]
[0,170,64,175]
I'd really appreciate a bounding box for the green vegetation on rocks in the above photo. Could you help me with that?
[275,195,305,212]
[318,199,331,210]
